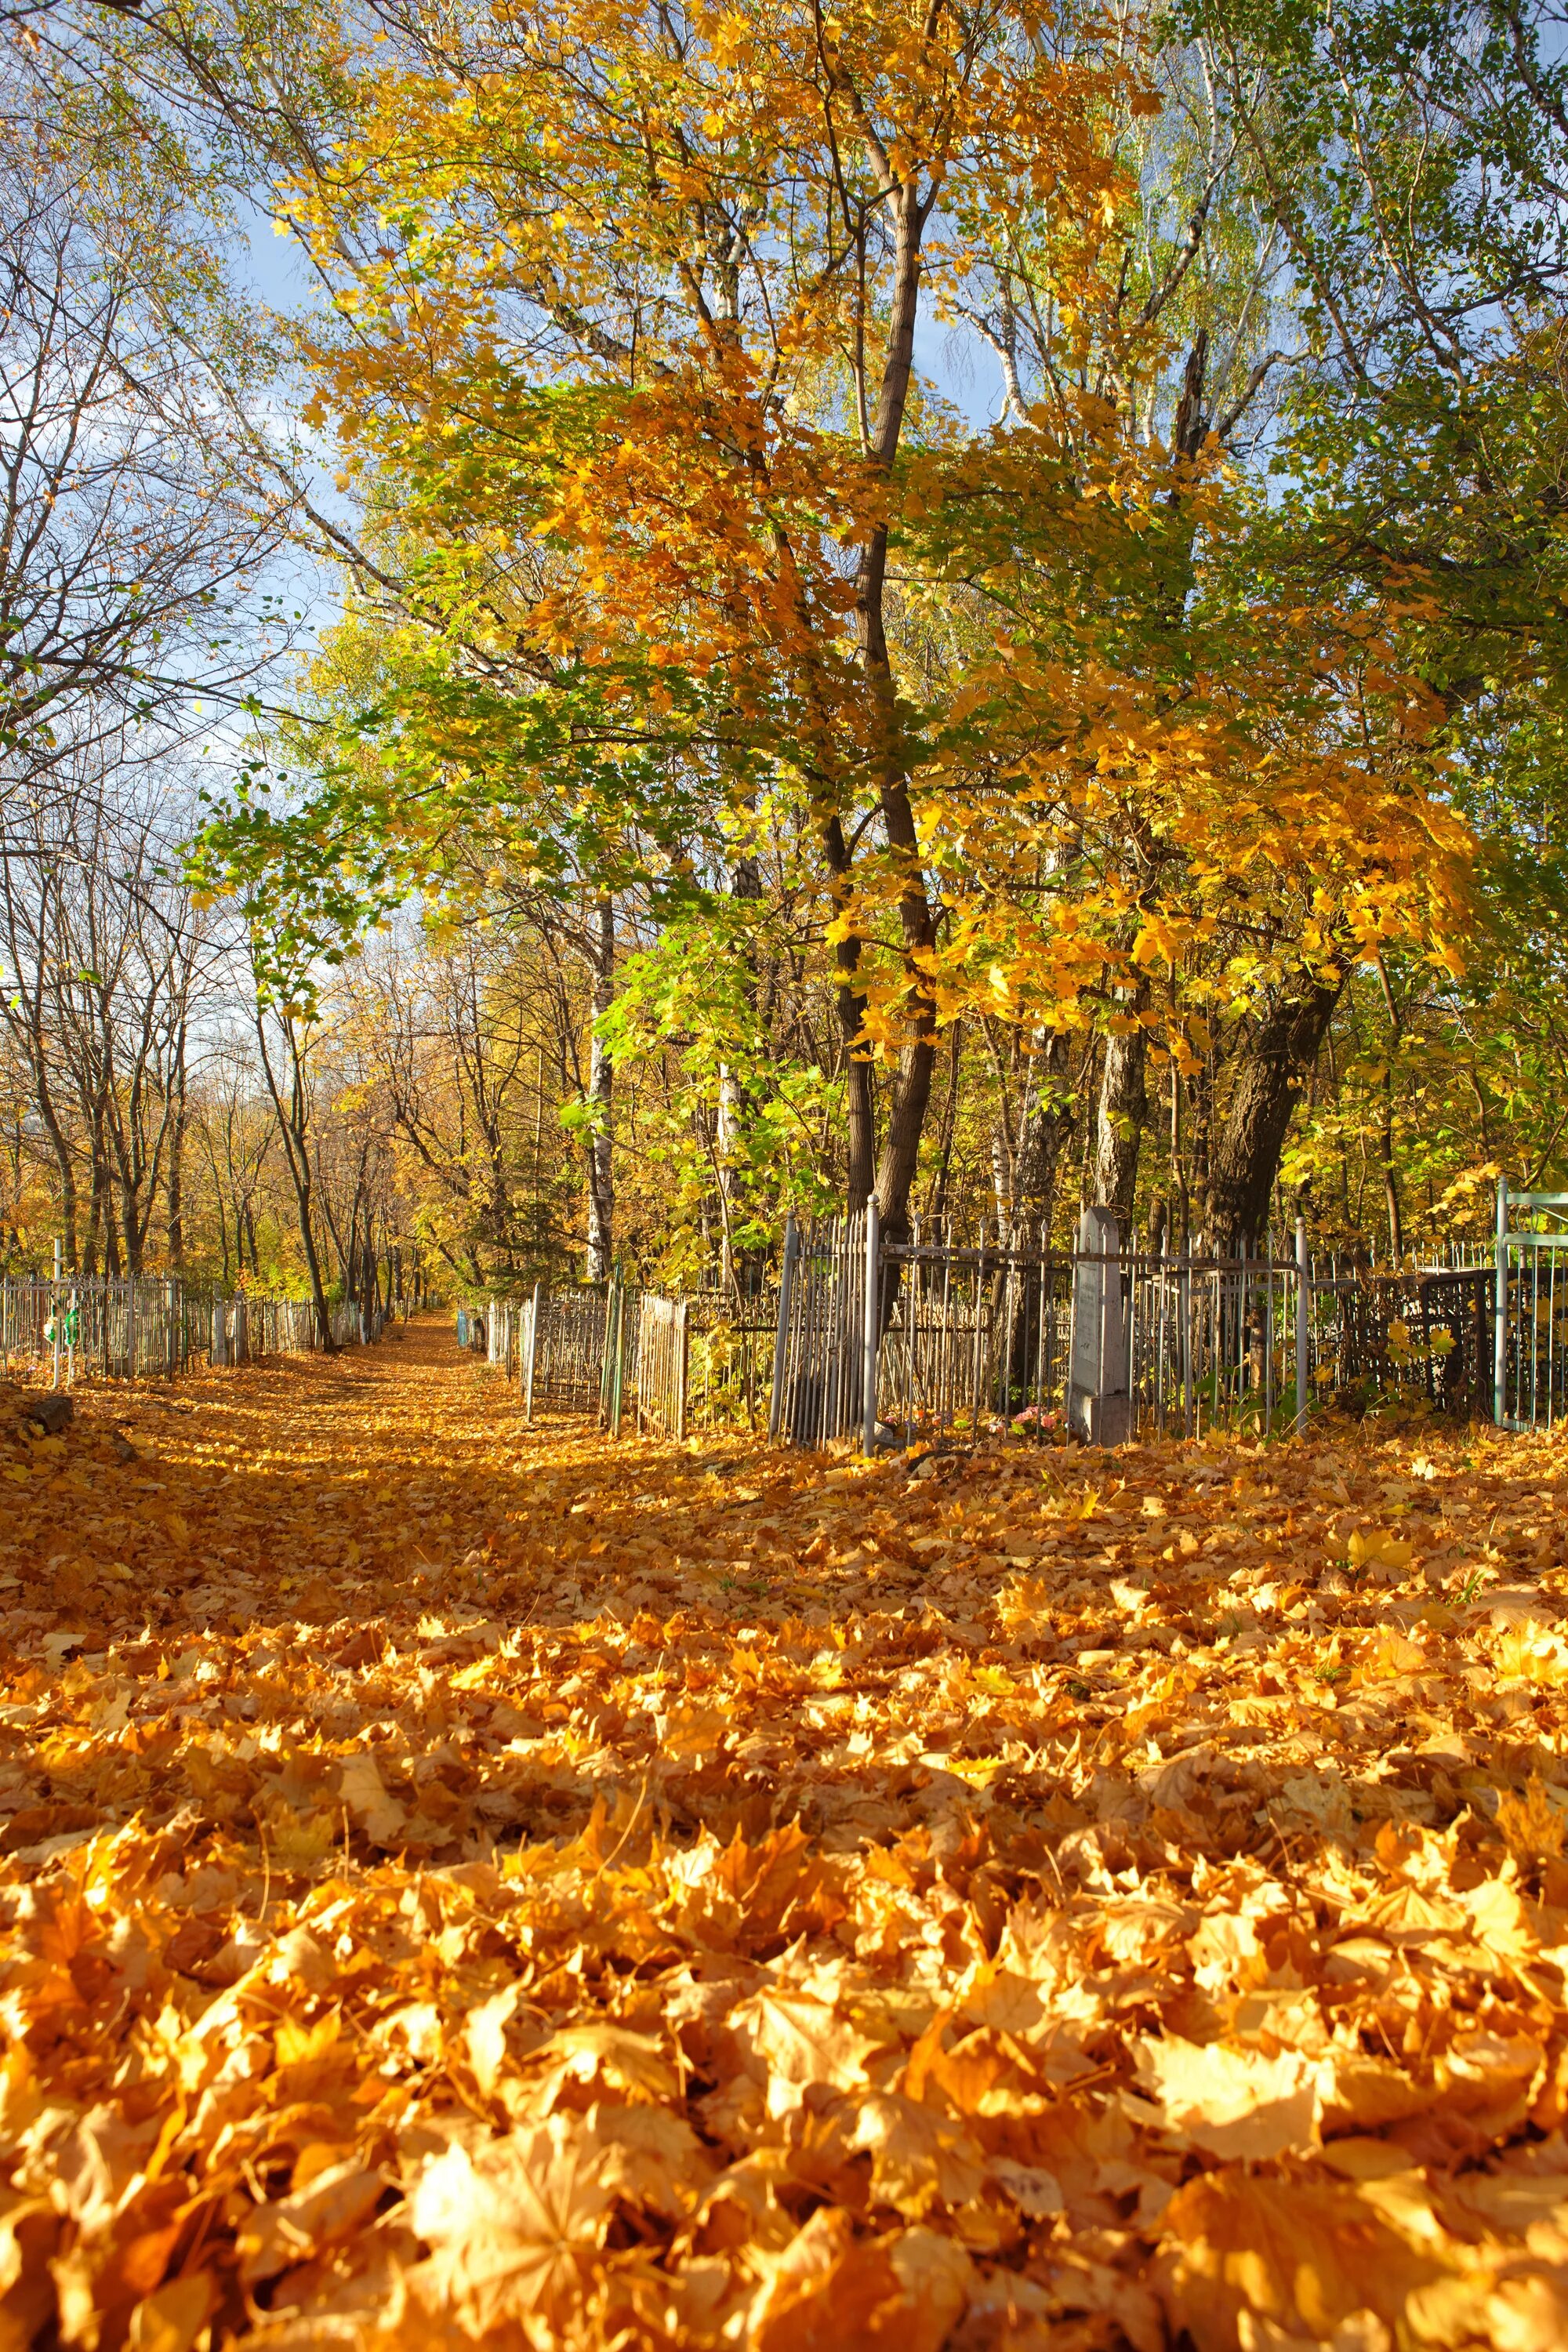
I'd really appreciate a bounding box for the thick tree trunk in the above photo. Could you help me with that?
[1014,1032,1076,1240]
[823,813,877,1208]
[876,1033,937,1245]
[1203,975,1343,1254]
[1094,998,1150,1227]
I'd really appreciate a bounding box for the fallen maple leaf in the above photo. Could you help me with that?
[1137,2034,1321,2161]
[408,2119,613,2332]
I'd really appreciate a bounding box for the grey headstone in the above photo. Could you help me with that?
[1069,1207,1131,1444]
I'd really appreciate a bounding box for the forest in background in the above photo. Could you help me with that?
[4,0,1568,1306]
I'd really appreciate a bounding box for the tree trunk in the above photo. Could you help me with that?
[1375,961,1404,1261]
[716,851,764,1287]
[824,813,877,1208]
[1094,997,1150,1228]
[1203,975,1343,1254]
[855,176,938,1236]
[165,1032,188,1271]
[863,536,938,1242]
[585,895,615,1283]
[1383,1062,1403,1261]
[876,1035,937,1244]
[51,1129,79,1272]
[1014,1032,1076,1240]
[85,1094,111,1276]
[253,997,336,1352]
[927,1020,964,1226]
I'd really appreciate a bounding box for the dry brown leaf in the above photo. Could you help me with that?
[407,2120,613,2332]
[238,2162,387,2282]
[728,1984,880,2113]
[1136,2034,1320,2161]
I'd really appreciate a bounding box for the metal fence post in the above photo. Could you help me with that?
[524,1283,541,1422]
[768,1216,798,1442]
[1295,1218,1309,1437]
[677,1299,689,1442]
[1495,1176,1510,1426]
[51,1239,61,1391]
[862,1198,880,1456]
[600,1279,617,1428]
[612,1278,630,1435]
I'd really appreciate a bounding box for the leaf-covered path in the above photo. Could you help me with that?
[5,1326,1568,2350]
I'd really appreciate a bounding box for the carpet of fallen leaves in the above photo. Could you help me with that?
[6,1321,1568,2350]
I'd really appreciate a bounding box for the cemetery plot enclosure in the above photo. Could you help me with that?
[469,1214,1512,1449]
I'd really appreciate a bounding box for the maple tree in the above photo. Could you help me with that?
[10,0,1568,1287]
[145,0,1475,1280]
[252,0,1149,1243]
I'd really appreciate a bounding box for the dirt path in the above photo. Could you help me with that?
[2,1315,626,1631]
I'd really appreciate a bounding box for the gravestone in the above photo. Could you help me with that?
[1069,1205,1131,1444]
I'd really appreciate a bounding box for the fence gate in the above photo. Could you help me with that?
[517,1287,611,1419]
[637,1294,688,1437]
[1495,1182,1568,1429]
[768,1212,873,1446]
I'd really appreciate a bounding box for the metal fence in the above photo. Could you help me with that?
[1,1273,205,1382]
[217,1297,378,1358]
[2,1272,383,1388]
[453,1299,521,1372]
[468,1288,612,1417]
[769,1215,872,1445]
[685,1290,782,1432]
[865,1231,1494,1448]
[458,1207,1538,1450]
[1496,1185,1568,1431]
[463,1276,783,1439]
